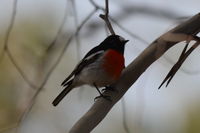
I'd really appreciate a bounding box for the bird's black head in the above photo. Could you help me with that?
[100,35,129,54]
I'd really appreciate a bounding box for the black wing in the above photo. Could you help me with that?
[61,45,104,86]
[83,45,104,59]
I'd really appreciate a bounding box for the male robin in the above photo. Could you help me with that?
[52,35,128,106]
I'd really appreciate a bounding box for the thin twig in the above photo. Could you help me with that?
[69,13,200,133]
[6,49,39,89]
[104,23,110,36]
[2,0,39,90]
[4,0,18,51]
[71,0,81,60]
[71,0,87,98]
[163,55,200,74]
[89,0,147,44]
[99,0,115,35]
[0,124,17,133]
[89,0,104,10]
[46,0,68,52]
[159,38,200,88]
[0,48,5,64]
[17,8,98,129]
[100,1,130,131]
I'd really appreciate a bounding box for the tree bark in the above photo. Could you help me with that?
[69,13,200,133]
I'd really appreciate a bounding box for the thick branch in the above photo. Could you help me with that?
[69,13,200,133]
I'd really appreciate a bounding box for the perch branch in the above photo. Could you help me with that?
[99,0,115,35]
[69,13,200,133]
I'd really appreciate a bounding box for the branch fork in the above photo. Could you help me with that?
[69,13,200,133]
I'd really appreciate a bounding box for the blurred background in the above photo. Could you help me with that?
[0,0,200,133]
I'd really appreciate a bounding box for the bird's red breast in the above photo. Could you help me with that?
[102,49,125,80]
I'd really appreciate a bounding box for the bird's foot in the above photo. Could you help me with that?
[94,94,112,102]
[101,86,117,93]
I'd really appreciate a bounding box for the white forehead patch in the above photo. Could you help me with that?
[119,36,125,42]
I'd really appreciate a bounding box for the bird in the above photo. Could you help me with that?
[52,35,129,106]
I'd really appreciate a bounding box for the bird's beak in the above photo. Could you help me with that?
[124,40,129,43]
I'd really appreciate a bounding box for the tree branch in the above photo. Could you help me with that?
[99,0,115,35]
[69,13,200,133]
[89,0,148,45]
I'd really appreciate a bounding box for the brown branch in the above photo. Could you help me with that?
[162,55,200,75]
[69,13,200,133]
[89,0,147,44]
[158,37,200,88]
[99,0,115,35]
[89,0,104,10]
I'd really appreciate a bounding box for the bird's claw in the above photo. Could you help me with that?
[101,86,117,93]
[94,94,112,102]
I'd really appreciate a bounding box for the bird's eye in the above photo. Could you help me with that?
[119,36,125,42]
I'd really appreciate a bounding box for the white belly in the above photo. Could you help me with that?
[74,58,115,87]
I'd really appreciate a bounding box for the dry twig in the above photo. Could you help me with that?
[159,36,200,88]
[46,0,68,52]
[99,0,115,35]
[17,8,98,129]
[99,0,130,132]
[2,0,38,90]
[69,13,200,133]
[89,0,147,44]
[71,0,81,60]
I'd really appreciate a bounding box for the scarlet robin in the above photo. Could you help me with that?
[52,35,128,106]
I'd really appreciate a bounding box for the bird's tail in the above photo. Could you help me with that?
[52,79,74,106]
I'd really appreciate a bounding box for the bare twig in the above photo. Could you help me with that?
[2,0,39,90]
[100,1,130,131]
[17,8,98,129]
[163,54,200,74]
[0,49,5,64]
[99,0,115,35]
[159,37,200,88]
[46,0,68,52]
[71,0,81,60]
[89,0,104,11]
[89,0,147,44]
[4,0,17,51]
[0,124,17,133]
[6,49,39,89]
[69,13,200,133]
[104,23,110,36]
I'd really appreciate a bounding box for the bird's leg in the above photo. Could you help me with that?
[101,85,117,93]
[93,83,111,101]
